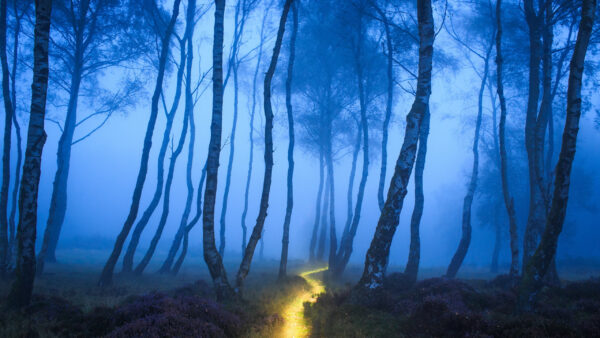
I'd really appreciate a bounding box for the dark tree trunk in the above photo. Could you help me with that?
[518,0,595,310]
[355,0,433,292]
[37,0,91,272]
[317,173,329,262]
[496,0,520,277]
[202,0,234,300]
[309,149,324,262]
[326,139,337,270]
[0,0,15,275]
[159,0,197,274]
[522,0,545,270]
[7,0,52,308]
[279,1,297,279]
[404,108,429,283]
[236,0,293,293]
[242,7,268,256]
[446,39,492,279]
[374,4,393,212]
[490,206,501,273]
[333,30,370,277]
[8,1,24,268]
[122,36,187,273]
[98,0,181,287]
[342,122,361,251]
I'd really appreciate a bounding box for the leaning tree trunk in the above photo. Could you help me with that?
[341,122,361,252]
[375,4,393,212]
[518,0,595,310]
[496,0,520,277]
[404,108,429,284]
[203,0,234,301]
[134,104,189,275]
[122,36,187,273]
[37,53,83,273]
[241,8,268,256]
[279,1,297,279]
[170,162,206,275]
[333,36,370,278]
[236,0,293,293]
[0,0,15,276]
[309,149,324,262]
[159,0,196,274]
[446,41,492,279]
[355,0,433,292]
[7,0,52,308]
[98,0,181,287]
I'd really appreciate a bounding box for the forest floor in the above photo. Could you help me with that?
[1,254,599,337]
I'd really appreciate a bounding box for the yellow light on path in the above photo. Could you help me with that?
[279,266,328,338]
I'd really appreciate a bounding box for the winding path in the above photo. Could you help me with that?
[279,267,328,337]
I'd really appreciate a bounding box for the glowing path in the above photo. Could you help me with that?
[279,266,328,338]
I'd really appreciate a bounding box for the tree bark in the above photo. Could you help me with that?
[98,0,181,287]
[355,0,433,292]
[518,0,595,310]
[236,0,293,293]
[491,206,501,273]
[0,0,15,276]
[317,172,329,262]
[496,0,520,278]
[7,0,52,308]
[342,121,361,254]
[446,37,492,279]
[202,0,234,300]
[279,1,297,279]
[404,108,429,283]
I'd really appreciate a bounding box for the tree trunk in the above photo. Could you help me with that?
[242,6,268,257]
[317,172,329,262]
[98,0,181,287]
[159,0,196,274]
[326,140,337,270]
[37,0,91,273]
[279,1,297,280]
[122,36,187,273]
[0,0,15,276]
[333,32,370,277]
[134,103,189,275]
[446,40,492,279]
[202,0,234,300]
[7,0,52,308]
[355,0,433,292]
[518,0,595,310]
[374,4,393,212]
[522,0,545,269]
[404,108,429,283]
[8,3,24,268]
[309,149,324,262]
[490,206,501,273]
[236,0,293,293]
[341,122,361,253]
[496,0,520,278]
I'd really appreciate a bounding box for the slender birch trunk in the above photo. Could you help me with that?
[236,0,293,293]
[355,0,433,292]
[496,0,520,277]
[317,172,329,261]
[279,1,298,279]
[309,149,324,262]
[203,0,234,300]
[446,40,492,278]
[7,0,52,307]
[404,108,429,283]
[519,0,595,309]
[98,0,181,287]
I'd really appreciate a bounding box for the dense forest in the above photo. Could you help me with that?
[1,0,600,336]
